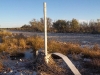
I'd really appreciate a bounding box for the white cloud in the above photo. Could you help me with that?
[78,20,89,23]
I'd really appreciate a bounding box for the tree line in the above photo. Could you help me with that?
[53,19,100,33]
[10,18,100,34]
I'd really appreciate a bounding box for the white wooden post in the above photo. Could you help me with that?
[44,2,48,59]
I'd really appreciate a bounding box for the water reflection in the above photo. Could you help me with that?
[24,49,33,59]
[10,49,33,60]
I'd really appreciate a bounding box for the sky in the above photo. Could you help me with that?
[0,0,100,28]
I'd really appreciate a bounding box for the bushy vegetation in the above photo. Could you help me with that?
[0,30,12,37]
[0,30,100,73]
[19,39,26,48]
[26,36,44,51]
[0,31,100,59]
[0,43,8,52]
[4,18,100,34]
[53,19,100,33]
[48,41,100,59]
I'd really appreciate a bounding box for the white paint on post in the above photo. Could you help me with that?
[44,2,47,56]
[44,2,48,62]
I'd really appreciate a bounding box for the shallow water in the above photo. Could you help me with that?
[24,49,33,59]
[10,49,33,60]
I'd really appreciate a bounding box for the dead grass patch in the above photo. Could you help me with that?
[0,33,100,59]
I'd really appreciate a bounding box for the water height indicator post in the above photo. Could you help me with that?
[44,2,47,56]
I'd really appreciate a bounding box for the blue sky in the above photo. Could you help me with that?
[0,0,100,28]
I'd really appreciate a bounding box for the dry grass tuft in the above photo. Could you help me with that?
[0,32,100,59]
[48,40,67,55]
[82,49,100,58]
[0,43,8,52]
[19,39,26,48]
[26,36,44,51]
[92,44,100,51]
[0,30,12,37]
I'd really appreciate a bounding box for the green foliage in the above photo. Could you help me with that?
[28,18,52,32]
[70,19,80,32]
[53,20,67,32]
[30,19,44,32]
[53,19,80,33]
[3,18,100,34]
[52,18,100,33]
